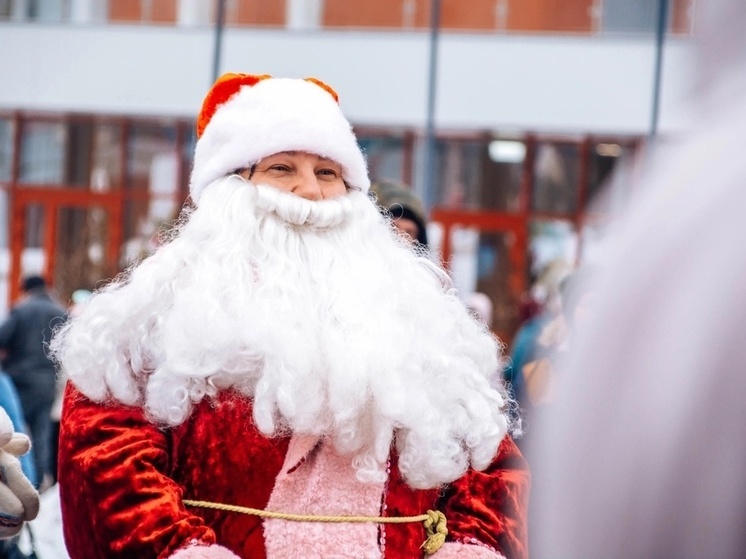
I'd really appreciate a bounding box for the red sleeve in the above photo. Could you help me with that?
[58,384,216,559]
[438,436,530,559]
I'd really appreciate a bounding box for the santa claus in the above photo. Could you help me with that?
[51,73,529,559]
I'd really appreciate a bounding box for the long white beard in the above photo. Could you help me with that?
[52,175,510,489]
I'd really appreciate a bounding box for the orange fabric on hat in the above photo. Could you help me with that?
[196,73,341,139]
[196,73,272,138]
[303,77,339,104]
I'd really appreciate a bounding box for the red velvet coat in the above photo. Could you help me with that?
[59,384,529,559]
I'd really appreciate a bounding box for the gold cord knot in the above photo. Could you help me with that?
[420,509,448,555]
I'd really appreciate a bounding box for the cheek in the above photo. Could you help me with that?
[323,180,348,198]
[253,174,293,192]
[394,219,419,242]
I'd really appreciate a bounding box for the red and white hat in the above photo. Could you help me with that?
[189,73,370,203]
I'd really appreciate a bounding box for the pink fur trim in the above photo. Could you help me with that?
[168,543,241,559]
[264,438,385,558]
[282,434,320,474]
[431,541,506,559]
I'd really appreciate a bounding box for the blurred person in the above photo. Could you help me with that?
[0,374,39,559]
[49,288,93,486]
[0,276,67,489]
[502,259,571,408]
[0,406,40,546]
[51,73,529,559]
[0,372,36,488]
[369,179,429,248]
[519,267,598,411]
[530,3,746,558]
[68,289,92,319]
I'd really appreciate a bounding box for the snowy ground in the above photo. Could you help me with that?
[18,484,68,559]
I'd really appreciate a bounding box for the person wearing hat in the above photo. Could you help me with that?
[52,74,528,559]
[370,179,429,248]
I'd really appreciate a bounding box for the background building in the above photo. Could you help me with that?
[0,0,696,343]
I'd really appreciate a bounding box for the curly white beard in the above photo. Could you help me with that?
[52,175,510,489]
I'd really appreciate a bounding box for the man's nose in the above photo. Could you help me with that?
[292,168,323,201]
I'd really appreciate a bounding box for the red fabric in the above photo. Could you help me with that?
[438,437,530,559]
[59,384,529,559]
[59,385,288,559]
[196,73,271,138]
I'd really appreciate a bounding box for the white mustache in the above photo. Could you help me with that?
[246,180,355,229]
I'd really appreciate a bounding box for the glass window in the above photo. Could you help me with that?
[181,124,196,201]
[121,198,164,267]
[528,219,578,280]
[433,139,482,209]
[127,123,177,192]
[587,141,635,207]
[448,226,521,339]
[359,136,404,185]
[24,204,45,249]
[91,122,123,192]
[19,119,123,189]
[65,121,94,187]
[433,138,524,212]
[0,118,12,182]
[29,0,67,21]
[126,124,180,260]
[19,121,66,185]
[286,0,322,29]
[602,0,659,34]
[532,141,580,214]
[54,205,112,301]
[483,139,525,212]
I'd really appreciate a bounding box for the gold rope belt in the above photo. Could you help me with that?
[183,499,448,555]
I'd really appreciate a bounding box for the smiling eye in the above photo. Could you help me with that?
[317,168,340,178]
[269,164,292,172]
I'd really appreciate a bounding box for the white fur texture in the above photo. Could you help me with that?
[190,78,370,203]
[52,175,510,489]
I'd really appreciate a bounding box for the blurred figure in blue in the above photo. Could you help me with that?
[503,259,570,420]
[0,372,36,487]
[0,276,67,489]
[530,3,746,558]
[0,405,40,556]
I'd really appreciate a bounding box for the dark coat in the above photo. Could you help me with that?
[0,289,67,407]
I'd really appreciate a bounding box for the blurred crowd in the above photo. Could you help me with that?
[0,2,745,558]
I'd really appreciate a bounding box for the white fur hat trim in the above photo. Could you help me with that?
[190,77,370,203]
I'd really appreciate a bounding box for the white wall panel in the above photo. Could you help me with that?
[0,24,694,134]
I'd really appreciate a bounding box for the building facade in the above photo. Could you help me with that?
[0,0,696,342]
